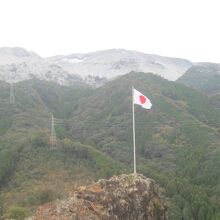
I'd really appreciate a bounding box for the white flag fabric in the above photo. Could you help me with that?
[133,88,152,109]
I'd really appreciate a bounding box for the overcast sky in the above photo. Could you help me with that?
[0,0,219,62]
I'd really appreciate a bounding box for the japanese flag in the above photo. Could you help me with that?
[133,88,152,109]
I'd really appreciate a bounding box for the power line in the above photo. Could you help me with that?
[55,120,220,127]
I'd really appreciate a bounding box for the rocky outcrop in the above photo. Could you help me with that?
[33,174,167,220]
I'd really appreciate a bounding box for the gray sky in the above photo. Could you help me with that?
[0,0,219,62]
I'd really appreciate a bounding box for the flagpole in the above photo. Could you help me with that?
[132,86,137,174]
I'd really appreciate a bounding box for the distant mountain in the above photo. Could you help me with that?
[177,63,220,111]
[47,49,193,81]
[177,63,220,95]
[0,47,192,85]
[0,61,89,86]
[0,47,106,87]
[0,47,41,65]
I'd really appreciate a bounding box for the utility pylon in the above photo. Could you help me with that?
[50,114,57,147]
[10,83,15,104]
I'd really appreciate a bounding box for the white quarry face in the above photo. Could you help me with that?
[0,47,193,86]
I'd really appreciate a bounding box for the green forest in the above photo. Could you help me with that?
[1,72,220,219]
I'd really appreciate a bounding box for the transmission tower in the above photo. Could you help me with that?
[10,83,15,104]
[50,114,57,147]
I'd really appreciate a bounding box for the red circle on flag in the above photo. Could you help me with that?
[139,95,146,104]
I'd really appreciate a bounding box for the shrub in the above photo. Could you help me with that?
[6,206,30,220]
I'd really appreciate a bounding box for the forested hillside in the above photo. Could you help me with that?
[0,80,123,219]
[67,72,220,219]
[177,62,220,114]
[177,63,220,95]
[1,73,220,219]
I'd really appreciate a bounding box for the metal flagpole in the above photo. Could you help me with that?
[132,86,137,174]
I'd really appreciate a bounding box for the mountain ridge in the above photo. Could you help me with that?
[0,47,193,85]
[177,63,220,95]
[46,48,193,81]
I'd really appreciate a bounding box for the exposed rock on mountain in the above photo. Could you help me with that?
[0,61,87,86]
[33,174,167,220]
[0,47,106,87]
[0,47,41,65]
[48,49,192,81]
[0,47,192,85]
